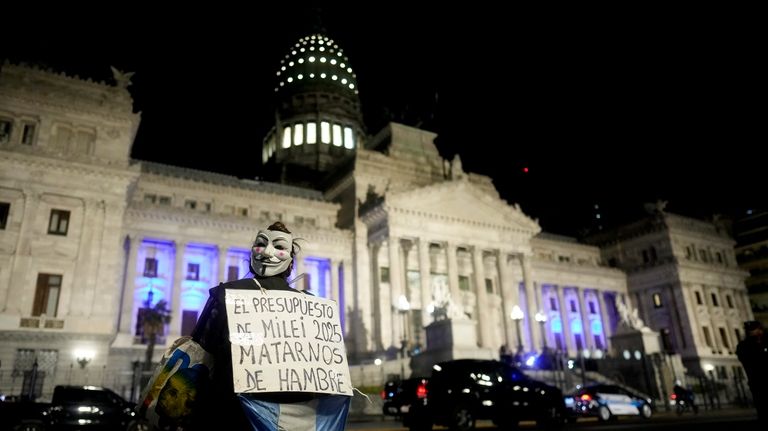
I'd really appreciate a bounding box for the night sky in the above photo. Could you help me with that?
[2,4,761,237]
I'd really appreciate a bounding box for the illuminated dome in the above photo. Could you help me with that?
[262,33,365,186]
[274,34,358,95]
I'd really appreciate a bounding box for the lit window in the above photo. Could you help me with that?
[331,75,337,80]
[332,124,342,146]
[144,258,158,277]
[343,127,354,149]
[320,73,326,79]
[330,59,337,65]
[320,122,331,144]
[294,124,304,146]
[297,74,303,79]
[319,47,325,52]
[653,293,663,308]
[282,126,291,148]
[186,263,200,281]
[309,56,315,62]
[307,122,317,144]
[320,57,327,63]
[48,209,70,235]
[298,58,304,63]
[32,273,62,317]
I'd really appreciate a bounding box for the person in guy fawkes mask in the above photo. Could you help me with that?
[736,320,768,425]
[191,221,315,429]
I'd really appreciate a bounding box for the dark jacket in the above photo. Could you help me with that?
[191,277,312,428]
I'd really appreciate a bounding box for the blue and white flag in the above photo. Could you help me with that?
[238,394,351,431]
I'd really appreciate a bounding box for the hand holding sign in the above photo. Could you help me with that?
[225,289,352,396]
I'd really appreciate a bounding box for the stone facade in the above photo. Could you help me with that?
[0,53,750,402]
[586,208,752,383]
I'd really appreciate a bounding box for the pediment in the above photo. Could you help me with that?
[386,179,540,234]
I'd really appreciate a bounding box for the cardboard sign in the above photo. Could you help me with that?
[224,289,352,396]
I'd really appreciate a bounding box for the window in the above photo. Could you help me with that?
[711,293,719,307]
[702,326,713,348]
[588,302,596,314]
[32,274,62,317]
[485,278,493,294]
[293,123,304,146]
[203,203,212,212]
[735,328,742,342]
[282,126,291,148]
[143,194,157,204]
[726,295,733,308]
[343,126,354,149]
[158,196,172,206]
[594,335,604,349]
[661,328,673,352]
[320,121,331,143]
[695,291,703,305]
[458,275,470,291]
[699,249,709,262]
[608,258,618,267]
[227,265,239,282]
[306,122,317,144]
[652,293,663,308]
[21,123,36,145]
[294,215,304,224]
[649,247,657,262]
[332,124,342,146]
[379,267,389,283]
[47,209,70,235]
[550,297,558,311]
[260,211,270,220]
[0,201,9,229]
[574,334,583,350]
[719,327,730,350]
[642,250,649,263]
[0,118,12,143]
[181,310,199,336]
[570,300,577,312]
[715,252,723,264]
[186,263,200,281]
[143,258,158,277]
[184,200,197,210]
[685,246,693,259]
[238,207,248,216]
[558,256,570,263]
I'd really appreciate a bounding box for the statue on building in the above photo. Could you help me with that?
[110,66,135,90]
[449,154,466,180]
[431,278,467,321]
[615,297,649,332]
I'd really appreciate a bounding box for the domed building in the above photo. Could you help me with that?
[0,31,752,402]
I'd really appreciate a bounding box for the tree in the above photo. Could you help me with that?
[142,299,171,370]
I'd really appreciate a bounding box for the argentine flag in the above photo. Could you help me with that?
[238,394,351,431]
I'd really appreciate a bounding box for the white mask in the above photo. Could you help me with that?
[251,229,293,277]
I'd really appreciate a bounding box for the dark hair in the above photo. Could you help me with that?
[249,221,297,279]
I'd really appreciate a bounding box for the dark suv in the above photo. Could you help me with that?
[402,359,565,431]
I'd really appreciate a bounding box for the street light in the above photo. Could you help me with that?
[534,311,547,350]
[510,305,524,353]
[396,295,410,379]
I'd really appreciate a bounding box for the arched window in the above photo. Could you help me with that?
[306,122,317,144]
[343,127,354,149]
[281,126,291,149]
[293,123,304,146]
[320,121,331,143]
[332,124,342,146]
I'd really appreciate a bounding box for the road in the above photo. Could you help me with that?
[346,408,759,430]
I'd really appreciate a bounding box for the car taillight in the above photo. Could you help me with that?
[416,382,428,399]
[580,394,592,401]
[380,390,386,400]
[670,393,677,400]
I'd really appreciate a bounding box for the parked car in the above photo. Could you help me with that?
[396,359,566,431]
[381,377,428,418]
[565,384,653,422]
[0,385,148,431]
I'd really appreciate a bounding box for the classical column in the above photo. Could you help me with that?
[446,242,461,307]
[4,190,40,314]
[521,253,540,351]
[119,234,141,334]
[218,245,228,283]
[388,236,403,348]
[330,258,339,302]
[577,287,594,350]
[497,251,517,350]
[369,242,386,351]
[472,246,491,347]
[171,241,186,337]
[418,238,432,328]
[595,289,612,340]
[342,258,353,335]
[556,285,573,356]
